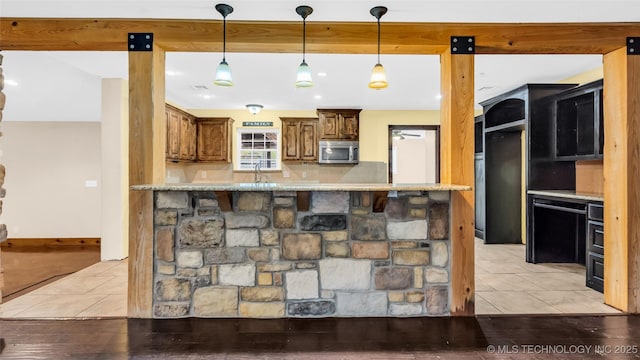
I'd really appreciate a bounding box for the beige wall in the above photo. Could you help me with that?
[560,65,603,85]
[101,78,129,260]
[0,121,101,238]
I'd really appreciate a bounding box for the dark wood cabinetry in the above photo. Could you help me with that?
[553,79,604,160]
[317,109,360,140]
[480,84,576,244]
[587,202,604,292]
[528,192,604,293]
[195,118,234,162]
[281,117,318,162]
[474,115,485,239]
[528,194,586,264]
[166,104,196,162]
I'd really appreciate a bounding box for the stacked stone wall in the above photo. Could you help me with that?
[153,190,451,318]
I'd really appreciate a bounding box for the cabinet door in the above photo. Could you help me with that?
[197,120,228,162]
[179,114,194,160]
[340,112,359,140]
[187,117,197,160]
[300,121,317,161]
[166,108,181,160]
[319,112,340,139]
[282,121,300,161]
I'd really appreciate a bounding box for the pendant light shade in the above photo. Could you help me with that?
[295,5,313,88]
[368,6,388,90]
[214,3,234,87]
[369,63,388,89]
[296,61,313,88]
[215,60,233,86]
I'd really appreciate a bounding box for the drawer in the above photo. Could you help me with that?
[586,252,604,293]
[588,220,604,254]
[588,203,603,221]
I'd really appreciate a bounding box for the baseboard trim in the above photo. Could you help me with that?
[1,238,101,248]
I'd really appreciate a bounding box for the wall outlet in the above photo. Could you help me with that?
[201,172,207,179]
[302,171,307,178]
[85,180,98,188]
[283,170,290,178]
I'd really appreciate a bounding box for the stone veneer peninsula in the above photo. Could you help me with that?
[132,183,470,318]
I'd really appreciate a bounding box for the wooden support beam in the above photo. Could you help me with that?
[2,18,640,54]
[603,46,640,313]
[296,191,310,212]
[440,48,475,316]
[128,44,166,318]
[215,191,233,212]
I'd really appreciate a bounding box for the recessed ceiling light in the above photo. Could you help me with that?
[317,72,327,77]
[5,79,18,86]
[435,94,442,100]
[198,94,214,99]
[314,95,322,100]
[166,70,181,76]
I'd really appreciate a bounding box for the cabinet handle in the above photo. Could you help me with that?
[533,202,587,214]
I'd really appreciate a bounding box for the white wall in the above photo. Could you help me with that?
[0,121,101,238]
[101,78,128,260]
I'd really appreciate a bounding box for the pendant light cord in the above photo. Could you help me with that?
[302,18,307,63]
[222,16,227,62]
[377,18,381,64]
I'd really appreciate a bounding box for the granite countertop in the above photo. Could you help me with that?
[527,189,604,202]
[131,183,471,192]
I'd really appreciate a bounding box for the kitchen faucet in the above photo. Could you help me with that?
[254,162,261,183]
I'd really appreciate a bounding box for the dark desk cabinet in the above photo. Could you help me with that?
[587,202,604,292]
[528,193,604,293]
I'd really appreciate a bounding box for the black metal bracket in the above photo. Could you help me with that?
[451,36,475,54]
[627,37,640,55]
[128,33,153,51]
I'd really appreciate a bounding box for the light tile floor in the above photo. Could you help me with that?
[475,237,621,315]
[0,240,621,318]
[0,259,128,318]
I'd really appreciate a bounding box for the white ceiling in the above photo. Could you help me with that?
[2,0,631,121]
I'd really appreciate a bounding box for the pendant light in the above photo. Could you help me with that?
[295,5,313,88]
[214,3,234,86]
[368,6,388,90]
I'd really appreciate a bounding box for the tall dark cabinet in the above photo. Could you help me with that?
[480,84,576,244]
[474,115,485,239]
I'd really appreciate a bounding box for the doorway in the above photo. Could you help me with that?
[388,125,439,184]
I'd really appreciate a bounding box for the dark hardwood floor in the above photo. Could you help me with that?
[1,315,639,359]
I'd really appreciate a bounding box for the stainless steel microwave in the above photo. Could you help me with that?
[318,140,359,164]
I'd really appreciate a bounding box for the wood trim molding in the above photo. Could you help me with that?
[0,238,101,248]
[440,49,475,316]
[2,18,640,54]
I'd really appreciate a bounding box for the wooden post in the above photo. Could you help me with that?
[440,48,475,315]
[128,43,166,318]
[603,46,640,313]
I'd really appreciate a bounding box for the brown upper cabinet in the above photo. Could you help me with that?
[166,104,196,162]
[281,117,318,162]
[317,109,361,140]
[196,117,234,162]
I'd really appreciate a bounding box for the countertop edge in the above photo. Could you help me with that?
[528,190,604,202]
[131,183,472,192]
